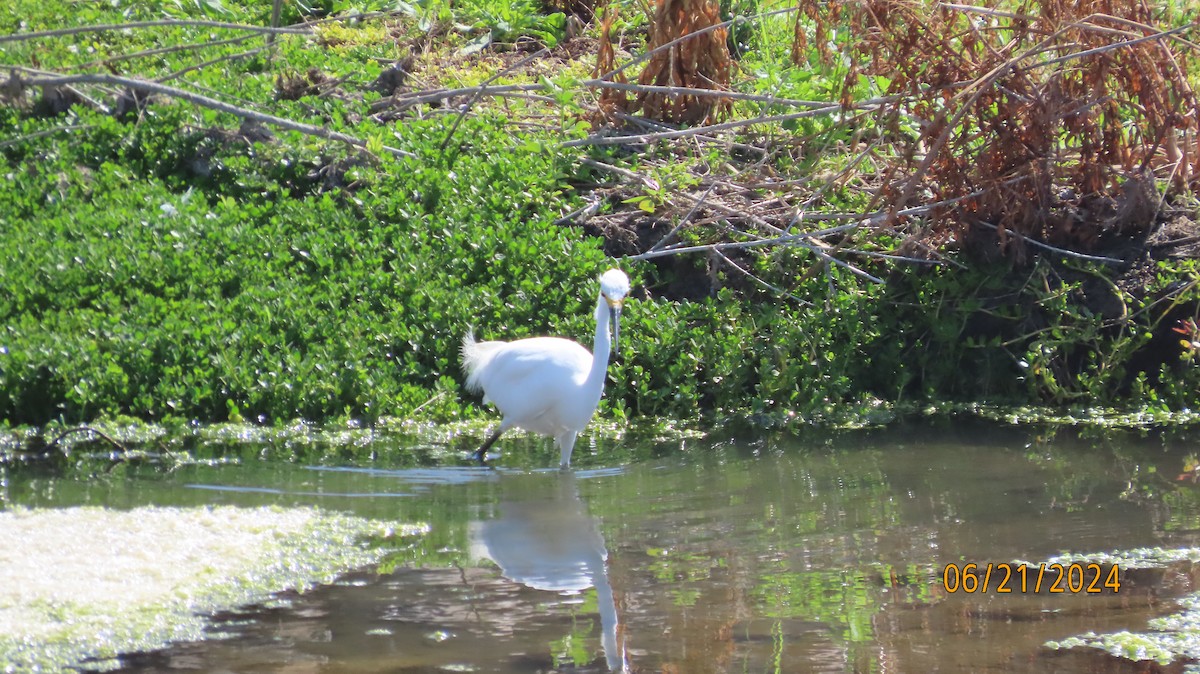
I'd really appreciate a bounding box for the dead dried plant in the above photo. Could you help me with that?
[797,0,1200,259]
[596,0,733,124]
[594,7,628,119]
[637,0,732,123]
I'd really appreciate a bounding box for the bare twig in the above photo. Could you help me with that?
[267,0,285,47]
[793,140,882,217]
[806,246,886,284]
[0,124,92,149]
[43,426,128,454]
[409,391,445,416]
[579,157,660,190]
[649,182,719,252]
[0,19,311,44]
[1029,22,1198,72]
[389,83,542,106]
[563,105,846,147]
[714,249,812,305]
[158,45,269,83]
[702,196,786,236]
[627,222,861,260]
[938,3,1034,22]
[973,221,1124,265]
[608,111,767,155]
[1150,234,1200,251]
[438,48,550,157]
[0,65,115,112]
[77,34,259,71]
[553,197,604,226]
[589,81,837,109]
[388,79,886,121]
[841,248,946,266]
[14,70,416,158]
[626,188,1004,275]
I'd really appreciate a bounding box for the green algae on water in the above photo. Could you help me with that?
[0,505,425,672]
[1042,547,1200,669]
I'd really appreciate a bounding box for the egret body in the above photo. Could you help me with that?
[461,269,630,468]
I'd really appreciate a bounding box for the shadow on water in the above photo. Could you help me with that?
[11,420,1200,672]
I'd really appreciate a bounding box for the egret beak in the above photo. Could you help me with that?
[607,297,624,352]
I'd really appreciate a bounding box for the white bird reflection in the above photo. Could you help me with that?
[468,470,628,673]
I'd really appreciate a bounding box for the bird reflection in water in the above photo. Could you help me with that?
[469,469,628,672]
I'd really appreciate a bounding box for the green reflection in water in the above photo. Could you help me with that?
[5,421,1200,673]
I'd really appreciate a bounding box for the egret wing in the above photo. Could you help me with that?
[471,338,593,434]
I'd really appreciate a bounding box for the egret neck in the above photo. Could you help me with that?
[584,292,622,397]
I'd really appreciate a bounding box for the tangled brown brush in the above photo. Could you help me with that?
[800,0,1199,258]
[594,7,628,118]
[595,0,732,124]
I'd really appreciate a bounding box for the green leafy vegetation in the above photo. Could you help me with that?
[0,0,1198,440]
[0,107,605,425]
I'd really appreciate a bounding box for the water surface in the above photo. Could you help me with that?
[10,421,1200,673]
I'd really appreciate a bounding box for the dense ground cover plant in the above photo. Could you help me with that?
[0,105,614,424]
[1,0,1199,435]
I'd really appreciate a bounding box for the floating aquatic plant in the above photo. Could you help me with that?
[0,505,424,672]
[1043,547,1200,668]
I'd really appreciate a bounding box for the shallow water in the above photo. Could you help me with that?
[11,420,1200,673]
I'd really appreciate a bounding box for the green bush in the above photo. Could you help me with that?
[3,0,1200,434]
[0,103,612,424]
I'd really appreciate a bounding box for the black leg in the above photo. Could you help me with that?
[473,427,503,464]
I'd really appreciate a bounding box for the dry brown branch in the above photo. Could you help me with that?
[13,70,416,158]
[0,19,311,44]
[562,105,847,147]
[43,426,128,455]
[594,5,811,124]
[76,34,259,72]
[809,0,1200,259]
[595,6,627,118]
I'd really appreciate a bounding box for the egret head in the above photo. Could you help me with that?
[599,268,630,350]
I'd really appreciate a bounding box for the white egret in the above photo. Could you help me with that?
[461,268,631,468]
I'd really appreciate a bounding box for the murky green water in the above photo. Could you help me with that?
[10,420,1200,673]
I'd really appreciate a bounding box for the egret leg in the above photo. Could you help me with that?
[556,431,578,470]
[474,427,504,464]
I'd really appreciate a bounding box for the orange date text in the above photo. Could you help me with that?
[942,562,1121,594]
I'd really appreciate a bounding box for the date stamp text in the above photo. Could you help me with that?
[942,562,1121,594]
